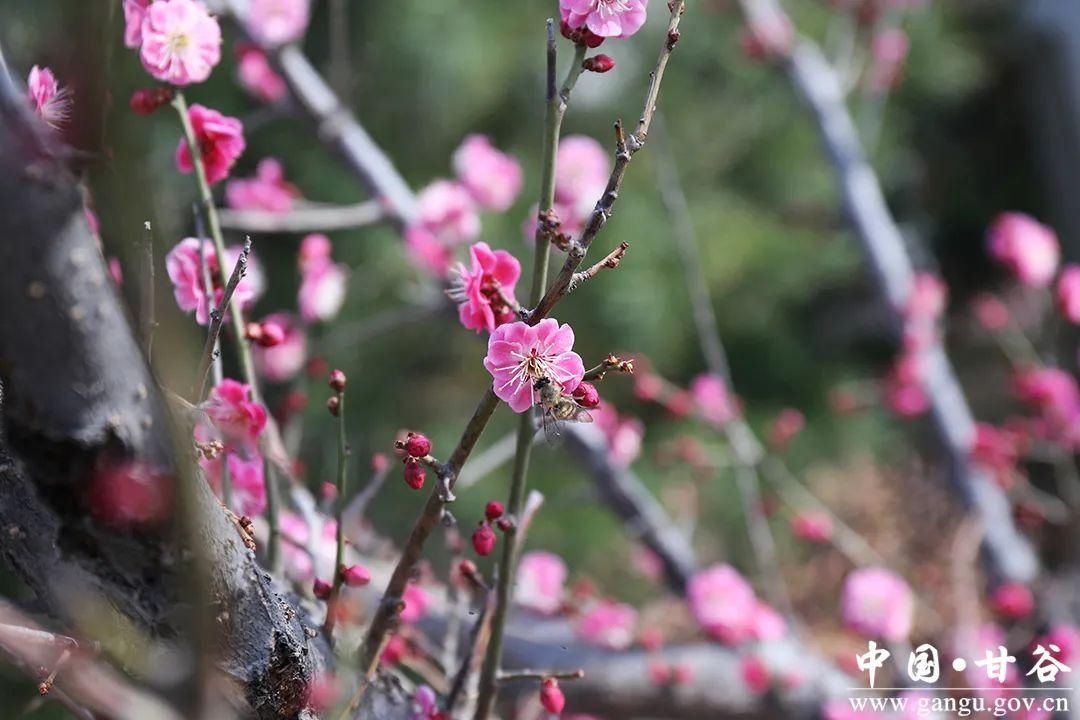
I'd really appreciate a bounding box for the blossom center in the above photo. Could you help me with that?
[169,32,191,55]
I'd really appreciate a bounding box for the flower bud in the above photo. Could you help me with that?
[496,517,513,533]
[329,368,347,393]
[484,500,504,521]
[258,321,286,347]
[403,458,426,490]
[458,558,478,578]
[540,678,566,714]
[313,578,332,600]
[129,86,174,115]
[403,432,432,458]
[326,396,340,416]
[341,564,372,587]
[583,54,616,73]
[472,523,497,557]
[560,20,604,48]
[572,381,601,408]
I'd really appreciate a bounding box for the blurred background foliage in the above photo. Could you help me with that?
[0,0,1052,714]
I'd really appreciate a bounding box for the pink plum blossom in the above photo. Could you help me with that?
[404,226,455,277]
[690,373,736,427]
[139,0,222,86]
[1014,367,1080,429]
[298,233,332,272]
[883,352,929,418]
[175,104,245,184]
[592,403,644,467]
[201,451,266,516]
[88,459,172,527]
[750,602,787,641]
[452,135,523,212]
[868,28,909,92]
[902,272,946,351]
[483,319,585,413]
[555,135,611,224]
[415,180,481,245]
[252,313,307,382]
[226,158,300,213]
[297,235,348,323]
[841,567,914,642]
[447,241,521,333]
[575,600,637,650]
[559,0,649,39]
[27,66,70,129]
[202,379,268,453]
[165,238,263,325]
[987,213,1060,288]
[740,12,794,61]
[244,0,311,46]
[990,582,1034,620]
[123,0,150,48]
[1057,265,1080,323]
[514,550,567,615]
[687,564,760,644]
[741,655,771,694]
[400,583,430,624]
[972,293,1010,331]
[790,510,833,543]
[235,44,287,103]
[521,200,583,245]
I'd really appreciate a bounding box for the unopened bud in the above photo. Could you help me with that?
[329,368,347,393]
[583,54,616,73]
[326,396,340,416]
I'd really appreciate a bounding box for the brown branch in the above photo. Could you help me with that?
[139,220,156,359]
[195,235,251,399]
[497,668,584,684]
[217,200,385,234]
[567,241,629,293]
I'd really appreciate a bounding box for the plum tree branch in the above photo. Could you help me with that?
[217,200,385,234]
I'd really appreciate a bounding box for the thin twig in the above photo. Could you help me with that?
[324,383,349,637]
[567,241,629,293]
[497,669,584,684]
[217,200,384,234]
[195,236,251,400]
[139,220,156,359]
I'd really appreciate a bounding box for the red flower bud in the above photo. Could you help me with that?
[258,321,286,347]
[472,523,497,557]
[313,578,332,600]
[458,559,478,578]
[321,481,337,501]
[129,86,174,115]
[540,678,566,714]
[329,368,347,393]
[404,432,432,458]
[403,458,426,490]
[560,20,604,48]
[341,564,372,587]
[583,54,616,73]
[326,396,340,417]
[572,381,601,408]
[244,322,263,344]
[495,517,513,533]
[484,500,504,521]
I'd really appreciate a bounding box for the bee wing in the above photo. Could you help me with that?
[569,406,594,424]
[542,411,565,445]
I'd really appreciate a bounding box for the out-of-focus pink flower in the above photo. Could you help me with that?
[123,0,150,48]
[555,135,610,224]
[690,373,736,427]
[1015,367,1080,427]
[972,293,1010,332]
[559,0,649,39]
[447,242,521,333]
[592,403,644,467]
[244,0,311,46]
[452,135,523,212]
[521,200,584,245]
[767,407,805,450]
[483,319,585,413]
[883,352,929,418]
[175,104,245,184]
[27,66,71,129]
[298,233,331,272]
[687,564,760,644]
[841,567,913,642]
[108,257,124,285]
[741,655,771,695]
[514,550,567,615]
[280,512,314,580]
[235,43,287,102]
[415,180,481,245]
[903,272,947,350]
[790,510,834,544]
[868,28,909,92]
[632,546,663,582]
[253,313,307,382]
[202,379,268,453]
[740,12,793,61]
[824,700,877,720]
[226,158,300,213]
[404,226,455,277]
[201,451,266,516]
[297,236,348,324]
[412,685,437,720]
[164,238,263,325]
[139,0,222,86]
[1038,625,1080,664]
[990,582,1034,621]
[88,459,172,527]
[1057,265,1080,324]
[750,602,787,641]
[987,213,1060,288]
[970,423,1019,488]
[575,600,637,650]
[400,583,430,624]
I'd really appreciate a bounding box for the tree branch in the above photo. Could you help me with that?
[217,200,385,234]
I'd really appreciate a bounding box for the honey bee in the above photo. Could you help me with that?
[533,377,593,443]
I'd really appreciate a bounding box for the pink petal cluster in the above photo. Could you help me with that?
[88,459,172,527]
[27,66,71,129]
[279,512,338,582]
[405,180,482,277]
[970,422,1019,489]
[902,272,946,351]
[483,319,585,413]
[235,44,288,103]
[1057,265,1080,324]
[592,403,645,467]
[123,0,150,48]
[202,379,268,453]
[522,135,612,243]
[687,564,787,644]
[972,293,1010,332]
[575,600,638,650]
[447,242,521,333]
[138,0,222,86]
[740,12,794,61]
[690,373,736,427]
[560,0,649,39]
[840,567,914,642]
[176,104,246,184]
[201,451,266,516]
[1014,367,1080,444]
[883,352,929,418]
[244,0,311,46]
[400,583,431,624]
[989,581,1034,620]
[252,313,308,382]
[226,158,300,213]
[767,407,805,450]
[790,510,834,543]
[296,234,348,323]
[987,213,1060,288]
[165,238,264,325]
[514,551,567,615]
[452,135,523,212]
[868,28,910,92]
